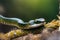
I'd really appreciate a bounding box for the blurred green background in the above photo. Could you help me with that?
[0,0,59,22]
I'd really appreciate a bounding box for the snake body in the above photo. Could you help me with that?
[0,15,30,29]
[0,15,45,29]
[0,15,60,40]
[0,15,45,39]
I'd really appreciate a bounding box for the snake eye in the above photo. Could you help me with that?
[35,18,45,24]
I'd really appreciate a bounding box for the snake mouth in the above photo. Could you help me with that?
[0,23,19,33]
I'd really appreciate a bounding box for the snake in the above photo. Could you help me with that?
[0,15,45,39]
[0,15,45,29]
[0,15,59,40]
[0,14,60,40]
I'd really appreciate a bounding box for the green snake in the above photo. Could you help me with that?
[0,15,45,29]
[0,15,45,39]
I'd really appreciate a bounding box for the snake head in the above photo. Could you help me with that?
[29,18,45,24]
[34,18,45,24]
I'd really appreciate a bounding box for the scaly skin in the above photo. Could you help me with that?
[0,15,45,29]
[0,15,33,29]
